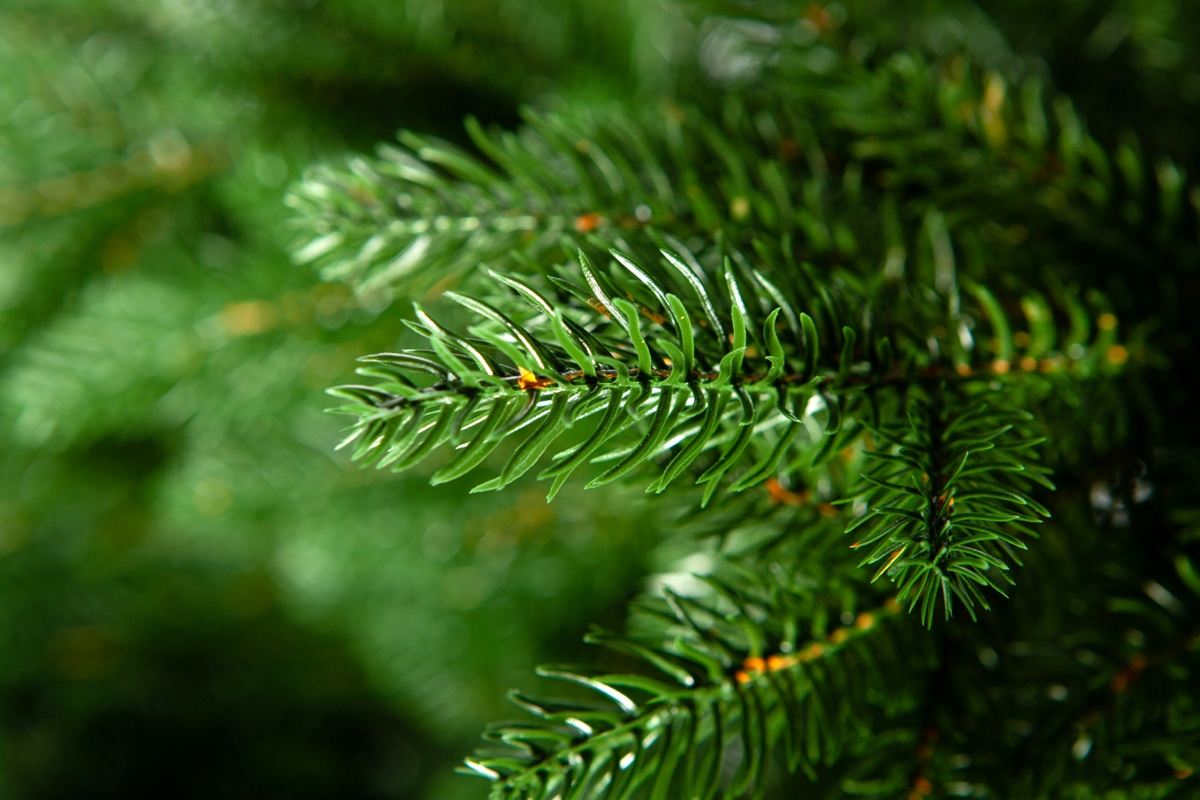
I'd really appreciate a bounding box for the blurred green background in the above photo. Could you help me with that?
[0,0,1197,797]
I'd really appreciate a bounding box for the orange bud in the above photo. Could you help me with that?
[765,478,807,506]
[799,643,825,662]
[517,368,554,391]
[766,655,792,672]
[574,212,604,233]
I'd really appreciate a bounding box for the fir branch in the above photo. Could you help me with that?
[288,43,1198,314]
[461,545,936,800]
[285,105,749,299]
[326,251,835,502]
[327,244,1120,508]
[843,388,1052,626]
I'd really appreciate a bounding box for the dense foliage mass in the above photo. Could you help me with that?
[295,1,1200,798]
[1,0,1198,798]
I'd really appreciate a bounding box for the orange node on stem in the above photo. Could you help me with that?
[742,657,765,673]
[992,359,1011,374]
[220,300,279,336]
[765,478,807,506]
[1111,655,1149,693]
[517,367,554,391]
[804,4,834,31]
[586,297,612,318]
[766,655,793,672]
[735,670,752,684]
[799,643,825,662]
[829,628,850,644]
[913,776,933,795]
[855,613,874,630]
[574,212,604,233]
[640,307,666,325]
[955,363,972,376]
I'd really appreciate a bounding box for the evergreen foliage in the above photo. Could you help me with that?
[2,0,1199,798]
[288,1,1200,797]
[0,2,667,795]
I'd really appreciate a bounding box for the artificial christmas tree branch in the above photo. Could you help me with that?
[285,1,1195,796]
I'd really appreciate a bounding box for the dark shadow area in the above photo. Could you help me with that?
[0,559,435,800]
